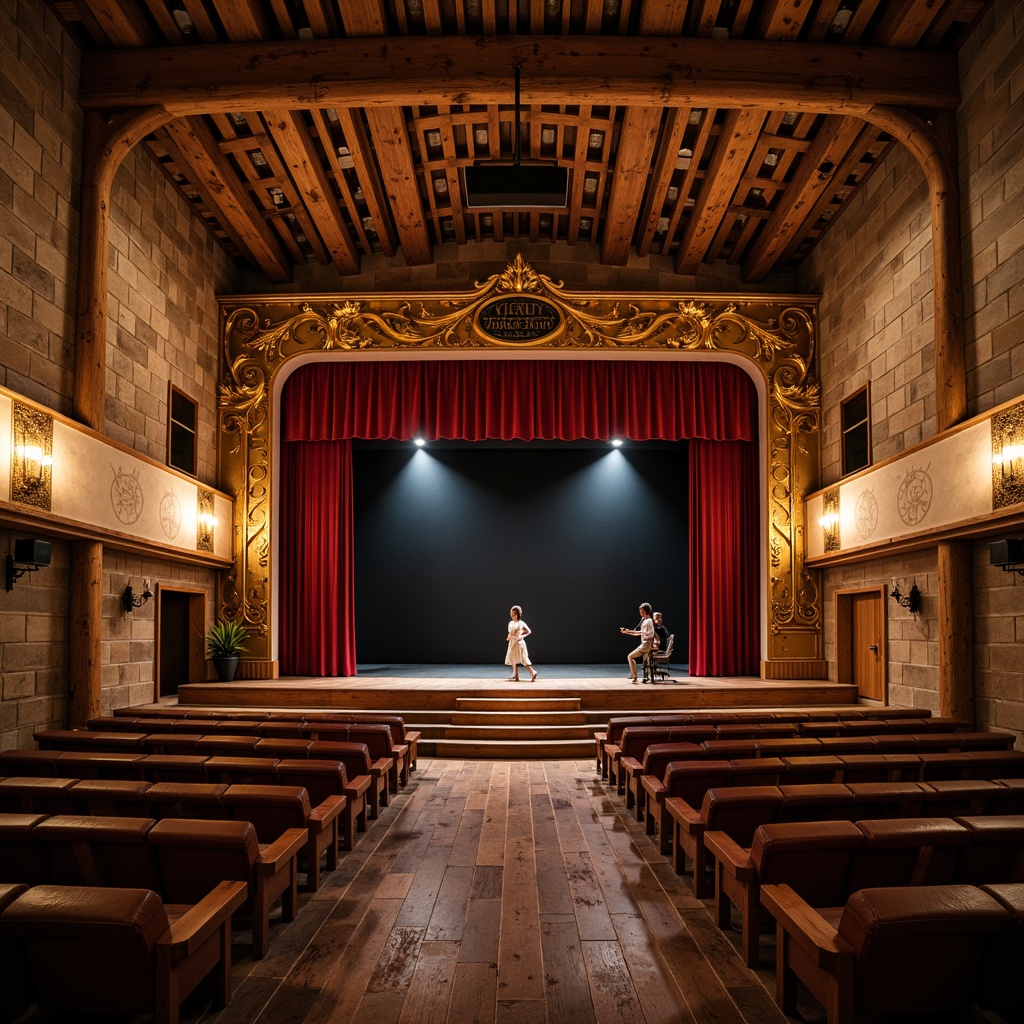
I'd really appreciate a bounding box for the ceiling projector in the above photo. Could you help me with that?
[463,163,569,209]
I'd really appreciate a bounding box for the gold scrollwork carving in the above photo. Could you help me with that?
[11,403,53,511]
[218,255,821,667]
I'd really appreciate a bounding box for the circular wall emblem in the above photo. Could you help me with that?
[896,468,933,526]
[855,490,878,539]
[475,296,562,343]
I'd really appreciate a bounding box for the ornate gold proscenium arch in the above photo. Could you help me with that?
[218,255,822,679]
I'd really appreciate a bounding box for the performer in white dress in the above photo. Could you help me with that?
[504,605,538,682]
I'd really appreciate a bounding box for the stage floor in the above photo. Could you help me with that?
[175,665,858,715]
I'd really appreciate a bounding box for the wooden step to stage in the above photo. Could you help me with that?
[437,723,594,741]
[421,736,594,759]
[449,709,588,726]
[454,696,583,712]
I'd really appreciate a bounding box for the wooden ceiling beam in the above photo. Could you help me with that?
[674,108,765,274]
[364,107,433,265]
[742,115,865,282]
[79,0,155,46]
[263,109,360,274]
[78,36,960,114]
[600,106,663,265]
[635,106,689,256]
[162,117,292,282]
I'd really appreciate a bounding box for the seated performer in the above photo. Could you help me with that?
[620,602,655,683]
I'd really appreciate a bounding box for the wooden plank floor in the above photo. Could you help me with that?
[186,758,802,1024]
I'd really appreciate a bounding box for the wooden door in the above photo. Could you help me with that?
[836,587,886,702]
[156,588,206,697]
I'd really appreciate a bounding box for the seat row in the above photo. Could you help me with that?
[36,720,413,789]
[0,777,345,893]
[763,881,1024,1024]
[706,813,1024,966]
[664,777,1024,897]
[609,728,1020,795]
[0,750,376,849]
[0,879,245,1024]
[4,740,394,818]
[593,706,953,773]
[0,810,304,958]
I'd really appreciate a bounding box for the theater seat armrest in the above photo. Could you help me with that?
[258,826,308,873]
[345,775,372,799]
[370,757,393,778]
[309,793,347,828]
[620,756,643,775]
[161,880,247,957]
[665,796,701,829]
[404,731,421,745]
[393,742,409,759]
[760,884,851,966]
[641,776,666,801]
[703,831,754,878]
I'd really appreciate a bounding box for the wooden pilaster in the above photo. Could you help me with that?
[937,540,974,726]
[69,540,103,727]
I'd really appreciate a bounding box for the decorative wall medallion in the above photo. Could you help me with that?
[11,402,53,511]
[160,491,182,539]
[110,465,144,524]
[197,488,214,553]
[896,466,933,526]
[855,489,878,540]
[218,254,821,664]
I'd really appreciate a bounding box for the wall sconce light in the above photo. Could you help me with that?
[11,402,54,512]
[992,443,1024,479]
[890,578,921,613]
[5,539,52,592]
[819,489,841,552]
[992,405,1024,510]
[122,579,153,613]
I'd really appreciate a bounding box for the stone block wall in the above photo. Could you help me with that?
[802,0,1023,744]
[0,3,238,748]
[0,0,81,415]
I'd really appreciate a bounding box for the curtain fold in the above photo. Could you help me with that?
[688,439,760,676]
[279,439,356,677]
[280,359,759,677]
[282,360,757,442]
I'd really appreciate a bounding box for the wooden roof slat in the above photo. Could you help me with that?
[600,106,663,265]
[674,108,765,274]
[567,106,592,247]
[659,107,717,256]
[758,0,813,41]
[215,0,270,43]
[267,0,298,38]
[140,0,186,44]
[180,0,221,43]
[421,0,444,34]
[364,107,433,265]
[743,114,865,282]
[80,0,154,46]
[639,0,690,34]
[78,36,962,114]
[635,106,689,256]
[162,117,292,282]
[263,108,360,273]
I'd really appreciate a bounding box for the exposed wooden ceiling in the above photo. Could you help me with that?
[48,0,989,285]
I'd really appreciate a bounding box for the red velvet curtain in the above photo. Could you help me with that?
[688,439,760,676]
[278,439,356,677]
[282,360,757,442]
[280,360,759,676]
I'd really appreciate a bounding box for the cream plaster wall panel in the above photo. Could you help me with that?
[0,394,11,500]
[806,419,994,558]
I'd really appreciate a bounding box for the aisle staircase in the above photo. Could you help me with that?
[413,696,598,759]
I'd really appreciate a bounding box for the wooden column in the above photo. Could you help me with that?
[937,540,974,726]
[71,106,172,719]
[69,540,103,727]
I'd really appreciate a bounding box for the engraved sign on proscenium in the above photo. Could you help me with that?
[475,296,562,343]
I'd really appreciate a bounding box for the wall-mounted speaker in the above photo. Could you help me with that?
[14,538,52,566]
[989,538,1024,566]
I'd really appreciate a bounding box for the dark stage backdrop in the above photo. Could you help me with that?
[353,442,688,665]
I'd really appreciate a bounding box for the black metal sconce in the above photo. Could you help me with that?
[5,539,52,592]
[890,579,921,613]
[122,579,153,614]
[989,539,1024,578]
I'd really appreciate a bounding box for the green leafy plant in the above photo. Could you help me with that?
[206,620,248,658]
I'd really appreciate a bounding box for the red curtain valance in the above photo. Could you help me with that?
[282,359,757,443]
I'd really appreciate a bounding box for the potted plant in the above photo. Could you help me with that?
[206,620,248,682]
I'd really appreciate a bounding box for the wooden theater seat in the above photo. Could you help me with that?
[762,883,1014,1024]
[0,882,245,1024]
[310,740,390,819]
[149,817,306,958]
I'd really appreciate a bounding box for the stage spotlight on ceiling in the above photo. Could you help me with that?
[414,437,426,447]
[611,439,623,447]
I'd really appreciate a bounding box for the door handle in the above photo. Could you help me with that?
[868,644,878,653]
